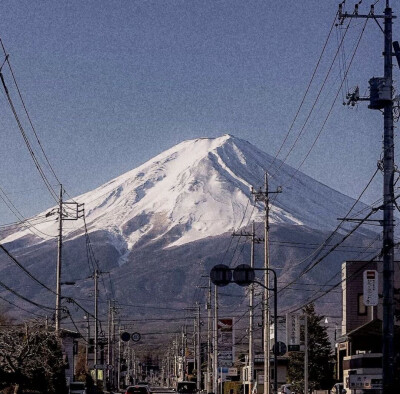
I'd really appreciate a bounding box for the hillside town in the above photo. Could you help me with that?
[0,1,400,394]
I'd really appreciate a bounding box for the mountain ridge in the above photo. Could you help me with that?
[0,134,381,323]
[0,134,369,256]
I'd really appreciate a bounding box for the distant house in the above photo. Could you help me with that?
[59,328,81,385]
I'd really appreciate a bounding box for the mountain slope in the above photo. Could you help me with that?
[0,134,380,325]
[1,135,368,258]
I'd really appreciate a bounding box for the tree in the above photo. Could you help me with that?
[0,321,68,393]
[287,303,335,393]
[74,343,88,382]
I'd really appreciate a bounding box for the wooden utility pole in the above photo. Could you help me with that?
[55,185,63,334]
[252,173,281,394]
[213,285,219,394]
[249,221,255,394]
[232,222,264,394]
[196,303,201,391]
[207,279,212,393]
[94,269,99,386]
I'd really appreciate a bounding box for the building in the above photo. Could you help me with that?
[338,260,400,392]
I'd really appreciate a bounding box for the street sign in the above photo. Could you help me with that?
[94,364,104,369]
[131,332,141,342]
[286,313,300,346]
[288,345,300,352]
[210,264,232,287]
[348,374,382,389]
[273,341,287,356]
[233,264,255,286]
[227,368,238,376]
[363,270,378,306]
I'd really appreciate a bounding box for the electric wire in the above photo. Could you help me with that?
[0,294,46,318]
[0,242,56,295]
[0,72,58,201]
[272,19,352,177]
[283,248,384,315]
[278,17,369,189]
[276,163,379,281]
[0,186,57,239]
[0,280,54,311]
[0,39,62,188]
[65,309,89,343]
[282,232,381,313]
[278,203,380,296]
[269,12,339,169]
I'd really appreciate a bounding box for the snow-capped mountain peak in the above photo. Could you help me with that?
[0,135,365,257]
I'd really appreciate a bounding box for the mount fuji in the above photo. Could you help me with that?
[0,135,377,320]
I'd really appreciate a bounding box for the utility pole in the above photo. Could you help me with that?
[304,314,308,394]
[51,185,84,334]
[252,173,281,394]
[108,300,111,379]
[213,285,219,394]
[55,185,63,334]
[182,325,187,381]
[194,316,197,382]
[108,300,115,388]
[339,2,396,392]
[207,279,212,394]
[94,269,99,387]
[85,314,91,368]
[232,222,264,394]
[196,303,201,391]
[118,326,121,391]
[249,221,255,394]
[198,278,212,392]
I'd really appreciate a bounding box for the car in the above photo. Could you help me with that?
[125,384,152,394]
[278,384,292,394]
[176,381,198,394]
[69,381,86,394]
[331,383,346,394]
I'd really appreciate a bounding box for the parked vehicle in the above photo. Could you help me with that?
[176,381,198,394]
[331,382,346,394]
[69,381,86,394]
[278,384,292,394]
[125,384,152,394]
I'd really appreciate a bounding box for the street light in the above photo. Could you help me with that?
[210,264,278,394]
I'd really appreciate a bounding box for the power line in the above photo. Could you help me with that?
[0,71,58,201]
[270,12,339,169]
[0,294,46,318]
[0,39,62,187]
[0,280,54,311]
[0,242,56,295]
[277,17,369,188]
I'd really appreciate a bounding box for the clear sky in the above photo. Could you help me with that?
[0,0,397,225]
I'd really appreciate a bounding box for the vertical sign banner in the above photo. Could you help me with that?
[363,270,378,306]
[286,313,300,345]
[218,318,235,367]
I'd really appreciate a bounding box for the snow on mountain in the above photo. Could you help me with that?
[0,134,367,256]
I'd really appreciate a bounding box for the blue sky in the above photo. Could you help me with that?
[0,0,397,224]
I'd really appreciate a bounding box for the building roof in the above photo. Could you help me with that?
[337,318,400,344]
